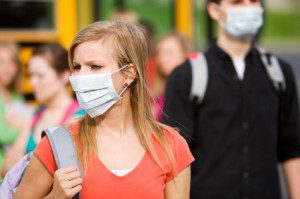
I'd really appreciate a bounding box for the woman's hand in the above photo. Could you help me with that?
[48,166,83,199]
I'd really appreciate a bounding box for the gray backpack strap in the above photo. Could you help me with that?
[42,126,83,177]
[189,52,209,104]
[257,47,286,92]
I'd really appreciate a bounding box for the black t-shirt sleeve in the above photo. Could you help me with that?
[277,59,300,162]
[162,60,195,144]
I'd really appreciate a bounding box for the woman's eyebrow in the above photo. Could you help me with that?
[230,0,242,3]
[85,60,106,66]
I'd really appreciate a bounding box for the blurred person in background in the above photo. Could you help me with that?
[0,42,31,177]
[110,9,139,24]
[110,9,159,90]
[162,0,300,198]
[139,20,157,90]
[1,43,84,177]
[151,32,188,121]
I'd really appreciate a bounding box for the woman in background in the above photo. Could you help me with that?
[152,32,188,121]
[1,43,84,176]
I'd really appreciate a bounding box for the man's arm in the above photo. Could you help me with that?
[278,59,300,198]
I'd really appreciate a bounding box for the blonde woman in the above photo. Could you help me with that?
[14,20,194,199]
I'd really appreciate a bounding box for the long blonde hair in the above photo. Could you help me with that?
[69,20,174,174]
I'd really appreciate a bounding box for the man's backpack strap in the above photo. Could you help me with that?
[257,47,286,92]
[189,52,209,104]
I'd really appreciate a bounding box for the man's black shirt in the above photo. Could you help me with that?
[162,44,300,199]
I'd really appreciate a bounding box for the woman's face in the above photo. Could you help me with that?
[72,40,126,95]
[156,37,186,76]
[0,48,18,88]
[29,56,67,102]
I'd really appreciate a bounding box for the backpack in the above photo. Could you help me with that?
[189,47,286,104]
[0,126,82,199]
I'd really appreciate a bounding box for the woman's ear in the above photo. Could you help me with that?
[124,63,137,85]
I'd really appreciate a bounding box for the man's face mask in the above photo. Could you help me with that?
[218,6,264,40]
[69,65,129,118]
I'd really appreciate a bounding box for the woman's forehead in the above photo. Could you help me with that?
[74,40,116,62]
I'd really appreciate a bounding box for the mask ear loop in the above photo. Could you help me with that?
[114,64,131,96]
[119,83,129,96]
[112,64,129,75]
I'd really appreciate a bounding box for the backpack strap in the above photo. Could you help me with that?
[257,47,286,92]
[189,52,209,105]
[42,126,82,199]
[42,126,83,176]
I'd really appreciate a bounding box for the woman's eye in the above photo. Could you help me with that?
[73,65,81,71]
[91,65,102,70]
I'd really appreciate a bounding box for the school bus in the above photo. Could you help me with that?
[0,0,195,100]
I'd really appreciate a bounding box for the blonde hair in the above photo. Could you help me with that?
[0,42,22,93]
[69,20,175,174]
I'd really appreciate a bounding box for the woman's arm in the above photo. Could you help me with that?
[165,166,191,199]
[14,154,83,199]
[283,158,300,199]
[14,154,53,199]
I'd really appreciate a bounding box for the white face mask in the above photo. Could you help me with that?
[219,6,264,40]
[69,65,129,118]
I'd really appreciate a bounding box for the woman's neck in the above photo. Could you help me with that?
[95,91,135,138]
[217,29,252,59]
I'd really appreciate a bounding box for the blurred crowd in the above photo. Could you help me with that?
[0,42,86,178]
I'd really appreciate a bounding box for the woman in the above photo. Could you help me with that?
[15,20,194,199]
[152,32,188,121]
[1,43,83,176]
[0,42,26,174]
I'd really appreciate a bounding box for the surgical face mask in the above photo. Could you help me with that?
[219,6,264,40]
[69,65,129,118]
